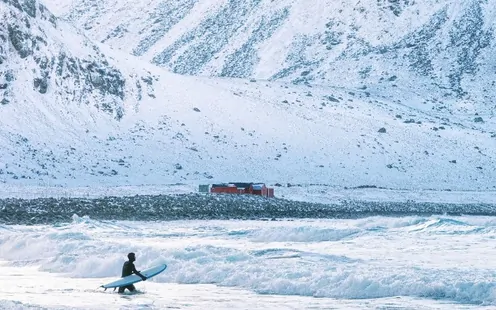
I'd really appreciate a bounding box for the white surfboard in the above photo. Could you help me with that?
[101,264,167,289]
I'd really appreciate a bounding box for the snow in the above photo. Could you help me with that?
[41,0,496,111]
[2,59,495,191]
[1,0,495,193]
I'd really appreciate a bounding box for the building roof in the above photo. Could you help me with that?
[228,182,253,189]
[212,182,267,189]
[211,183,230,188]
[252,184,265,190]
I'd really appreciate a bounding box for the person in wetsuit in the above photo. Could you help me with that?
[118,252,147,293]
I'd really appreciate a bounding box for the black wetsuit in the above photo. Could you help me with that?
[118,261,145,293]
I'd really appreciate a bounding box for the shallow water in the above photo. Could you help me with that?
[1,215,495,309]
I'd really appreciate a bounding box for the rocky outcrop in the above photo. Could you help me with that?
[0,0,135,120]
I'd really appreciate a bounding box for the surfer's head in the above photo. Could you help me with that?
[127,252,136,262]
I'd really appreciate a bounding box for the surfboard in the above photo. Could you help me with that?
[100,264,167,289]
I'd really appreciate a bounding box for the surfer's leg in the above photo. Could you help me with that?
[128,284,136,292]
[118,286,125,294]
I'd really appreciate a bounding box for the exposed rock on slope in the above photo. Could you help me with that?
[1,0,130,120]
[46,0,496,111]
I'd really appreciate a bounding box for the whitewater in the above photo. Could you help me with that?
[1,213,496,309]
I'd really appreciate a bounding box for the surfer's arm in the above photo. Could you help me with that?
[132,264,147,280]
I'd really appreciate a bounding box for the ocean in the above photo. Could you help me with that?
[1,208,495,309]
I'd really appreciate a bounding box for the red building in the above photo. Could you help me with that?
[210,182,274,198]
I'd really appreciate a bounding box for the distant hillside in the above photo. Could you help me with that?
[45,0,496,114]
[0,0,494,192]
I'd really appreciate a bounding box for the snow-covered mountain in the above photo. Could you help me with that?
[1,0,495,194]
[46,0,496,112]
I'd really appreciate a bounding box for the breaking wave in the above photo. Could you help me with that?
[1,215,496,305]
[0,300,67,310]
[249,226,360,242]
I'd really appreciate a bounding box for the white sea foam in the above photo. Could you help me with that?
[248,226,360,243]
[1,216,496,306]
[0,300,72,310]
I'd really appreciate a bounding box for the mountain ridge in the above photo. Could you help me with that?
[45,0,496,112]
[0,0,494,192]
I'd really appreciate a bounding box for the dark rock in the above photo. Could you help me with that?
[141,76,153,85]
[301,71,310,76]
[378,127,387,133]
[37,3,57,27]
[22,0,37,18]
[5,0,23,12]
[86,63,126,100]
[474,117,484,123]
[35,56,49,69]
[5,70,14,82]
[324,95,340,103]
[33,77,48,94]
[354,185,379,189]
[8,24,33,58]
[193,107,201,112]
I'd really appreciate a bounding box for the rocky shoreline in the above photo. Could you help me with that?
[1,193,496,225]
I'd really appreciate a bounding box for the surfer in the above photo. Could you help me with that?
[118,252,147,293]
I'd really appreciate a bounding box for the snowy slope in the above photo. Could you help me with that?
[0,0,495,193]
[45,0,496,116]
